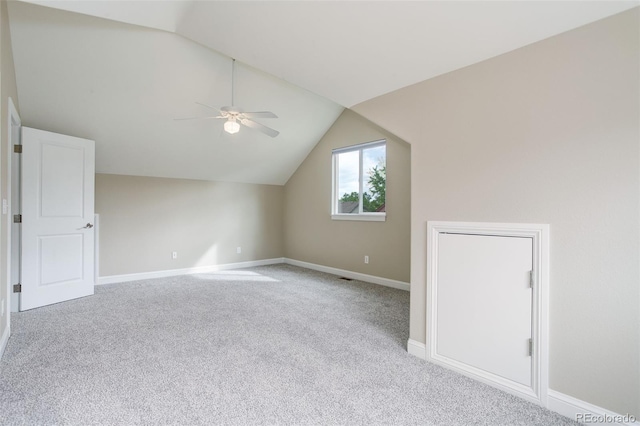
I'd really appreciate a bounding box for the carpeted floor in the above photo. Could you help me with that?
[0,264,575,425]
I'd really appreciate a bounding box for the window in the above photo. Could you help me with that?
[332,140,386,221]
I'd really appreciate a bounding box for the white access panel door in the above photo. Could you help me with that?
[20,127,95,311]
[436,233,533,387]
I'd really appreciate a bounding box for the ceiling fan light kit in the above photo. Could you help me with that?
[176,58,279,138]
[223,119,240,134]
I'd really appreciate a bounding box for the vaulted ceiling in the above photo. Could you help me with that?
[8,1,637,184]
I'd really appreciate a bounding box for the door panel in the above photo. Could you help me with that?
[40,143,86,217]
[39,235,84,285]
[20,127,95,311]
[436,233,533,386]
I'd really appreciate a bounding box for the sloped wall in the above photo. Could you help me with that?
[354,8,639,417]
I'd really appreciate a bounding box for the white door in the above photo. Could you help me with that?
[20,127,95,311]
[435,233,533,386]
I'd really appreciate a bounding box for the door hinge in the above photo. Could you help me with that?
[528,338,533,356]
[13,144,22,153]
[13,284,21,293]
[529,270,534,289]
[13,214,22,223]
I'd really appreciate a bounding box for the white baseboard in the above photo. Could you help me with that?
[97,258,285,285]
[283,258,410,291]
[0,324,9,360]
[548,390,638,425]
[98,257,411,292]
[406,340,638,425]
[407,338,426,359]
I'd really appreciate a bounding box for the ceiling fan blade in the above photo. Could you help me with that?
[174,115,225,121]
[221,105,243,114]
[195,101,222,112]
[242,111,278,119]
[240,118,279,138]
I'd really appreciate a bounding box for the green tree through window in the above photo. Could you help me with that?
[366,165,386,212]
[339,164,386,212]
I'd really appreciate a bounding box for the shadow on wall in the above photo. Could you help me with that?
[95,174,284,277]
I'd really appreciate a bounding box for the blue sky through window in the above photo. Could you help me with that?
[337,145,385,198]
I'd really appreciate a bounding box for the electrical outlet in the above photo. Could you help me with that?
[172,251,177,259]
[237,247,242,254]
[364,255,369,264]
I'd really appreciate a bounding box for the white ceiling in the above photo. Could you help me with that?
[177,0,639,107]
[9,1,343,184]
[9,0,638,184]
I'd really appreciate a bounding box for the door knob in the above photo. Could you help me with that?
[83,223,94,229]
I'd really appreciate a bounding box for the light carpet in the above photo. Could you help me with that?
[0,264,575,425]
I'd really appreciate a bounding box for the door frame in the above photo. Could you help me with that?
[426,221,549,406]
[6,97,20,319]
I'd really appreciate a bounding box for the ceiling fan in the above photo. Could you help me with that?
[176,59,279,137]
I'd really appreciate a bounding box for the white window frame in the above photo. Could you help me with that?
[331,139,386,222]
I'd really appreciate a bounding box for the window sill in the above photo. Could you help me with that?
[331,214,386,222]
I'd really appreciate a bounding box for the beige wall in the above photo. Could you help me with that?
[0,0,19,346]
[284,109,411,283]
[96,174,283,277]
[354,9,639,416]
